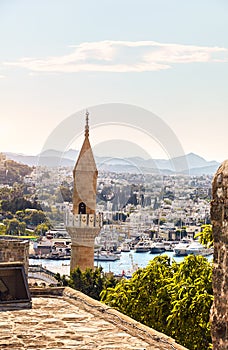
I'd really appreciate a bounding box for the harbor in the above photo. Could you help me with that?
[29,248,213,278]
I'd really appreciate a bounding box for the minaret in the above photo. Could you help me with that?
[66,111,102,272]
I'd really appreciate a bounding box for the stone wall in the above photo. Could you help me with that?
[0,238,29,275]
[210,160,228,350]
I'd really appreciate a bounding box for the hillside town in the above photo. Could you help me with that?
[32,165,211,234]
[0,150,212,247]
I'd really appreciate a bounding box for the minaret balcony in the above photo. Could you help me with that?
[65,212,103,228]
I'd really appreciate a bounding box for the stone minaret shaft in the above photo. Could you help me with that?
[66,111,101,272]
[210,161,228,350]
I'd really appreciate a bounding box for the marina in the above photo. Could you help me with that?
[29,249,213,278]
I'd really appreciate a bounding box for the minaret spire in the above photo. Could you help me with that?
[85,110,89,138]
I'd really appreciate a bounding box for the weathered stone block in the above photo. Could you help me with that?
[0,238,29,275]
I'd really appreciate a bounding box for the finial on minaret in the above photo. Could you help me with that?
[85,110,89,137]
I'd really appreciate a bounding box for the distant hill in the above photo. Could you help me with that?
[0,156,33,185]
[5,150,78,167]
[4,150,220,175]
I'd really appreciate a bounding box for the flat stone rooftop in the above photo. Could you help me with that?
[0,287,187,350]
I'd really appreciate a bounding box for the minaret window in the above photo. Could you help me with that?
[79,202,86,214]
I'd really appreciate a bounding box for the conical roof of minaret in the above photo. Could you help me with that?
[74,111,97,172]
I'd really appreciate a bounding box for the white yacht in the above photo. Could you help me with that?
[174,239,213,257]
[173,239,192,256]
[185,241,213,256]
[150,241,166,254]
[120,242,131,252]
[94,251,121,261]
[134,240,151,253]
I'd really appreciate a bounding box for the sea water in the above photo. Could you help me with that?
[29,251,213,277]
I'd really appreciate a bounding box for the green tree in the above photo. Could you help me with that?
[101,255,213,350]
[24,210,49,227]
[195,225,213,248]
[15,210,26,221]
[0,187,12,201]
[165,255,213,349]
[34,223,49,236]
[4,218,20,235]
[18,221,26,235]
[101,256,173,331]
[58,266,117,301]
[54,273,69,286]
[69,266,106,300]
[1,196,42,214]
[0,223,6,235]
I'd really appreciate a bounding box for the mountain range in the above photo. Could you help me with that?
[4,150,220,175]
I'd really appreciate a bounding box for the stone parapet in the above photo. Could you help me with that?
[0,238,29,275]
[21,286,188,350]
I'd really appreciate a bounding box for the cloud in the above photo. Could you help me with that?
[3,40,228,73]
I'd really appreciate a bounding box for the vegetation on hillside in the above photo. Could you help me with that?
[0,158,33,185]
[0,183,52,236]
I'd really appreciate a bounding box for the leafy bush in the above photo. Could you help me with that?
[56,266,117,301]
[101,255,213,350]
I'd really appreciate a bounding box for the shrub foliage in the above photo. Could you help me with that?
[101,255,213,350]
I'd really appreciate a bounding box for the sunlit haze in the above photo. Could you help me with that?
[1,1,227,162]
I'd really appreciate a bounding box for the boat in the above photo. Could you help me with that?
[163,241,174,251]
[94,251,121,261]
[150,241,166,254]
[134,240,151,253]
[46,252,70,260]
[185,241,213,256]
[120,242,131,252]
[173,239,192,256]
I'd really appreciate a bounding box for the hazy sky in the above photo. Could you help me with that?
[0,0,228,162]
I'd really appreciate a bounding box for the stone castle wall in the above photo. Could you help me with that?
[0,238,29,275]
[210,160,228,350]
